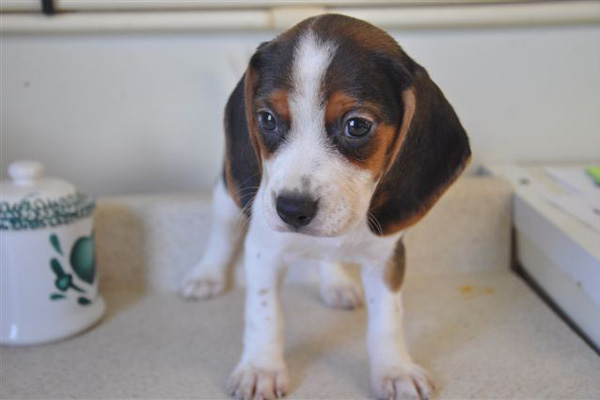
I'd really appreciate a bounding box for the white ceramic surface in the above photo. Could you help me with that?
[1,161,105,345]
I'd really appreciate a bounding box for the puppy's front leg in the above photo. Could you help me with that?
[228,232,289,400]
[362,241,433,400]
[180,180,244,300]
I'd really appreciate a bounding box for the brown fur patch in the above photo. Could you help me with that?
[224,150,240,205]
[384,239,406,292]
[364,89,416,219]
[362,123,397,178]
[325,91,357,124]
[382,89,416,176]
[269,89,290,123]
[244,67,268,161]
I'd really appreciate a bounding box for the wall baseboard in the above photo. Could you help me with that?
[2,1,599,34]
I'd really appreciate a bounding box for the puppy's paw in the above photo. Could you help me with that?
[372,364,434,400]
[319,281,364,310]
[179,267,225,301]
[227,364,289,400]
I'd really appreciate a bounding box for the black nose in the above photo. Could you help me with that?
[276,194,318,229]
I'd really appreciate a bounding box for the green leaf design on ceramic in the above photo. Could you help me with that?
[50,293,66,300]
[70,236,95,285]
[55,275,72,292]
[49,233,62,255]
[50,258,66,278]
[77,297,92,306]
[70,281,85,293]
[50,258,85,293]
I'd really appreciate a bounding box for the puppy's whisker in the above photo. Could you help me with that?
[367,211,384,236]
[238,199,266,231]
[233,188,260,212]
[239,208,253,230]
[238,192,259,202]
[232,186,260,198]
[372,216,384,236]
[238,203,267,232]
[234,188,259,196]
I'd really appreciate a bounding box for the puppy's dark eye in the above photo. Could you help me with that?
[258,111,277,132]
[345,118,372,138]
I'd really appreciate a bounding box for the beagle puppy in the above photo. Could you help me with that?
[181,14,470,400]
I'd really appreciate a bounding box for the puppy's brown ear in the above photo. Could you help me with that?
[222,39,287,214]
[369,63,471,235]
[222,66,262,213]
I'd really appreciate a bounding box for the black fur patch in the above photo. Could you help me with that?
[222,75,261,212]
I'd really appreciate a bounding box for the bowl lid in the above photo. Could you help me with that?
[0,161,95,231]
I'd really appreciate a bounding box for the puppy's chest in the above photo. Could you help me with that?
[281,224,403,265]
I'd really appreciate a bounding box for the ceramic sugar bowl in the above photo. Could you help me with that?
[1,161,105,345]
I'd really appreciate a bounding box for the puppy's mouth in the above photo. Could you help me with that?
[270,222,342,237]
[273,224,317,236]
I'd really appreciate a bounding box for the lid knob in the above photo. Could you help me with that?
[8,161,44,186]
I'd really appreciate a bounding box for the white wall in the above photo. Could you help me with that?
[2,25,599,195]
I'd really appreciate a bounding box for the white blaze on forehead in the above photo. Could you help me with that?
[288,30,336,146]
[260,29,376,236]
[265,29,337,191]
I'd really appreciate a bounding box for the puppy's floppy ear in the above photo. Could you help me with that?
[222,44,266,213]
[369,61,471,235]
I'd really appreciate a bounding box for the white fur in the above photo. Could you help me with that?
[181,28,432,400]
[362,265,434,400]
[180,179,244,300]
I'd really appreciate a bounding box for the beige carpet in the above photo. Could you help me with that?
[3,177,600,399]
[3,274,600,399]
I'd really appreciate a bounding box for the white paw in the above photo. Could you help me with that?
[372,364,434,400]
[320,282,364,309]
[179,267,225,300]
[227,364,289,400]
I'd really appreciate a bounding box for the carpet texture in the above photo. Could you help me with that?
[2,177,599,399]
[3,275,599,399]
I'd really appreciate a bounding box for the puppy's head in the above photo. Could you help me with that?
[236,14,470,237]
